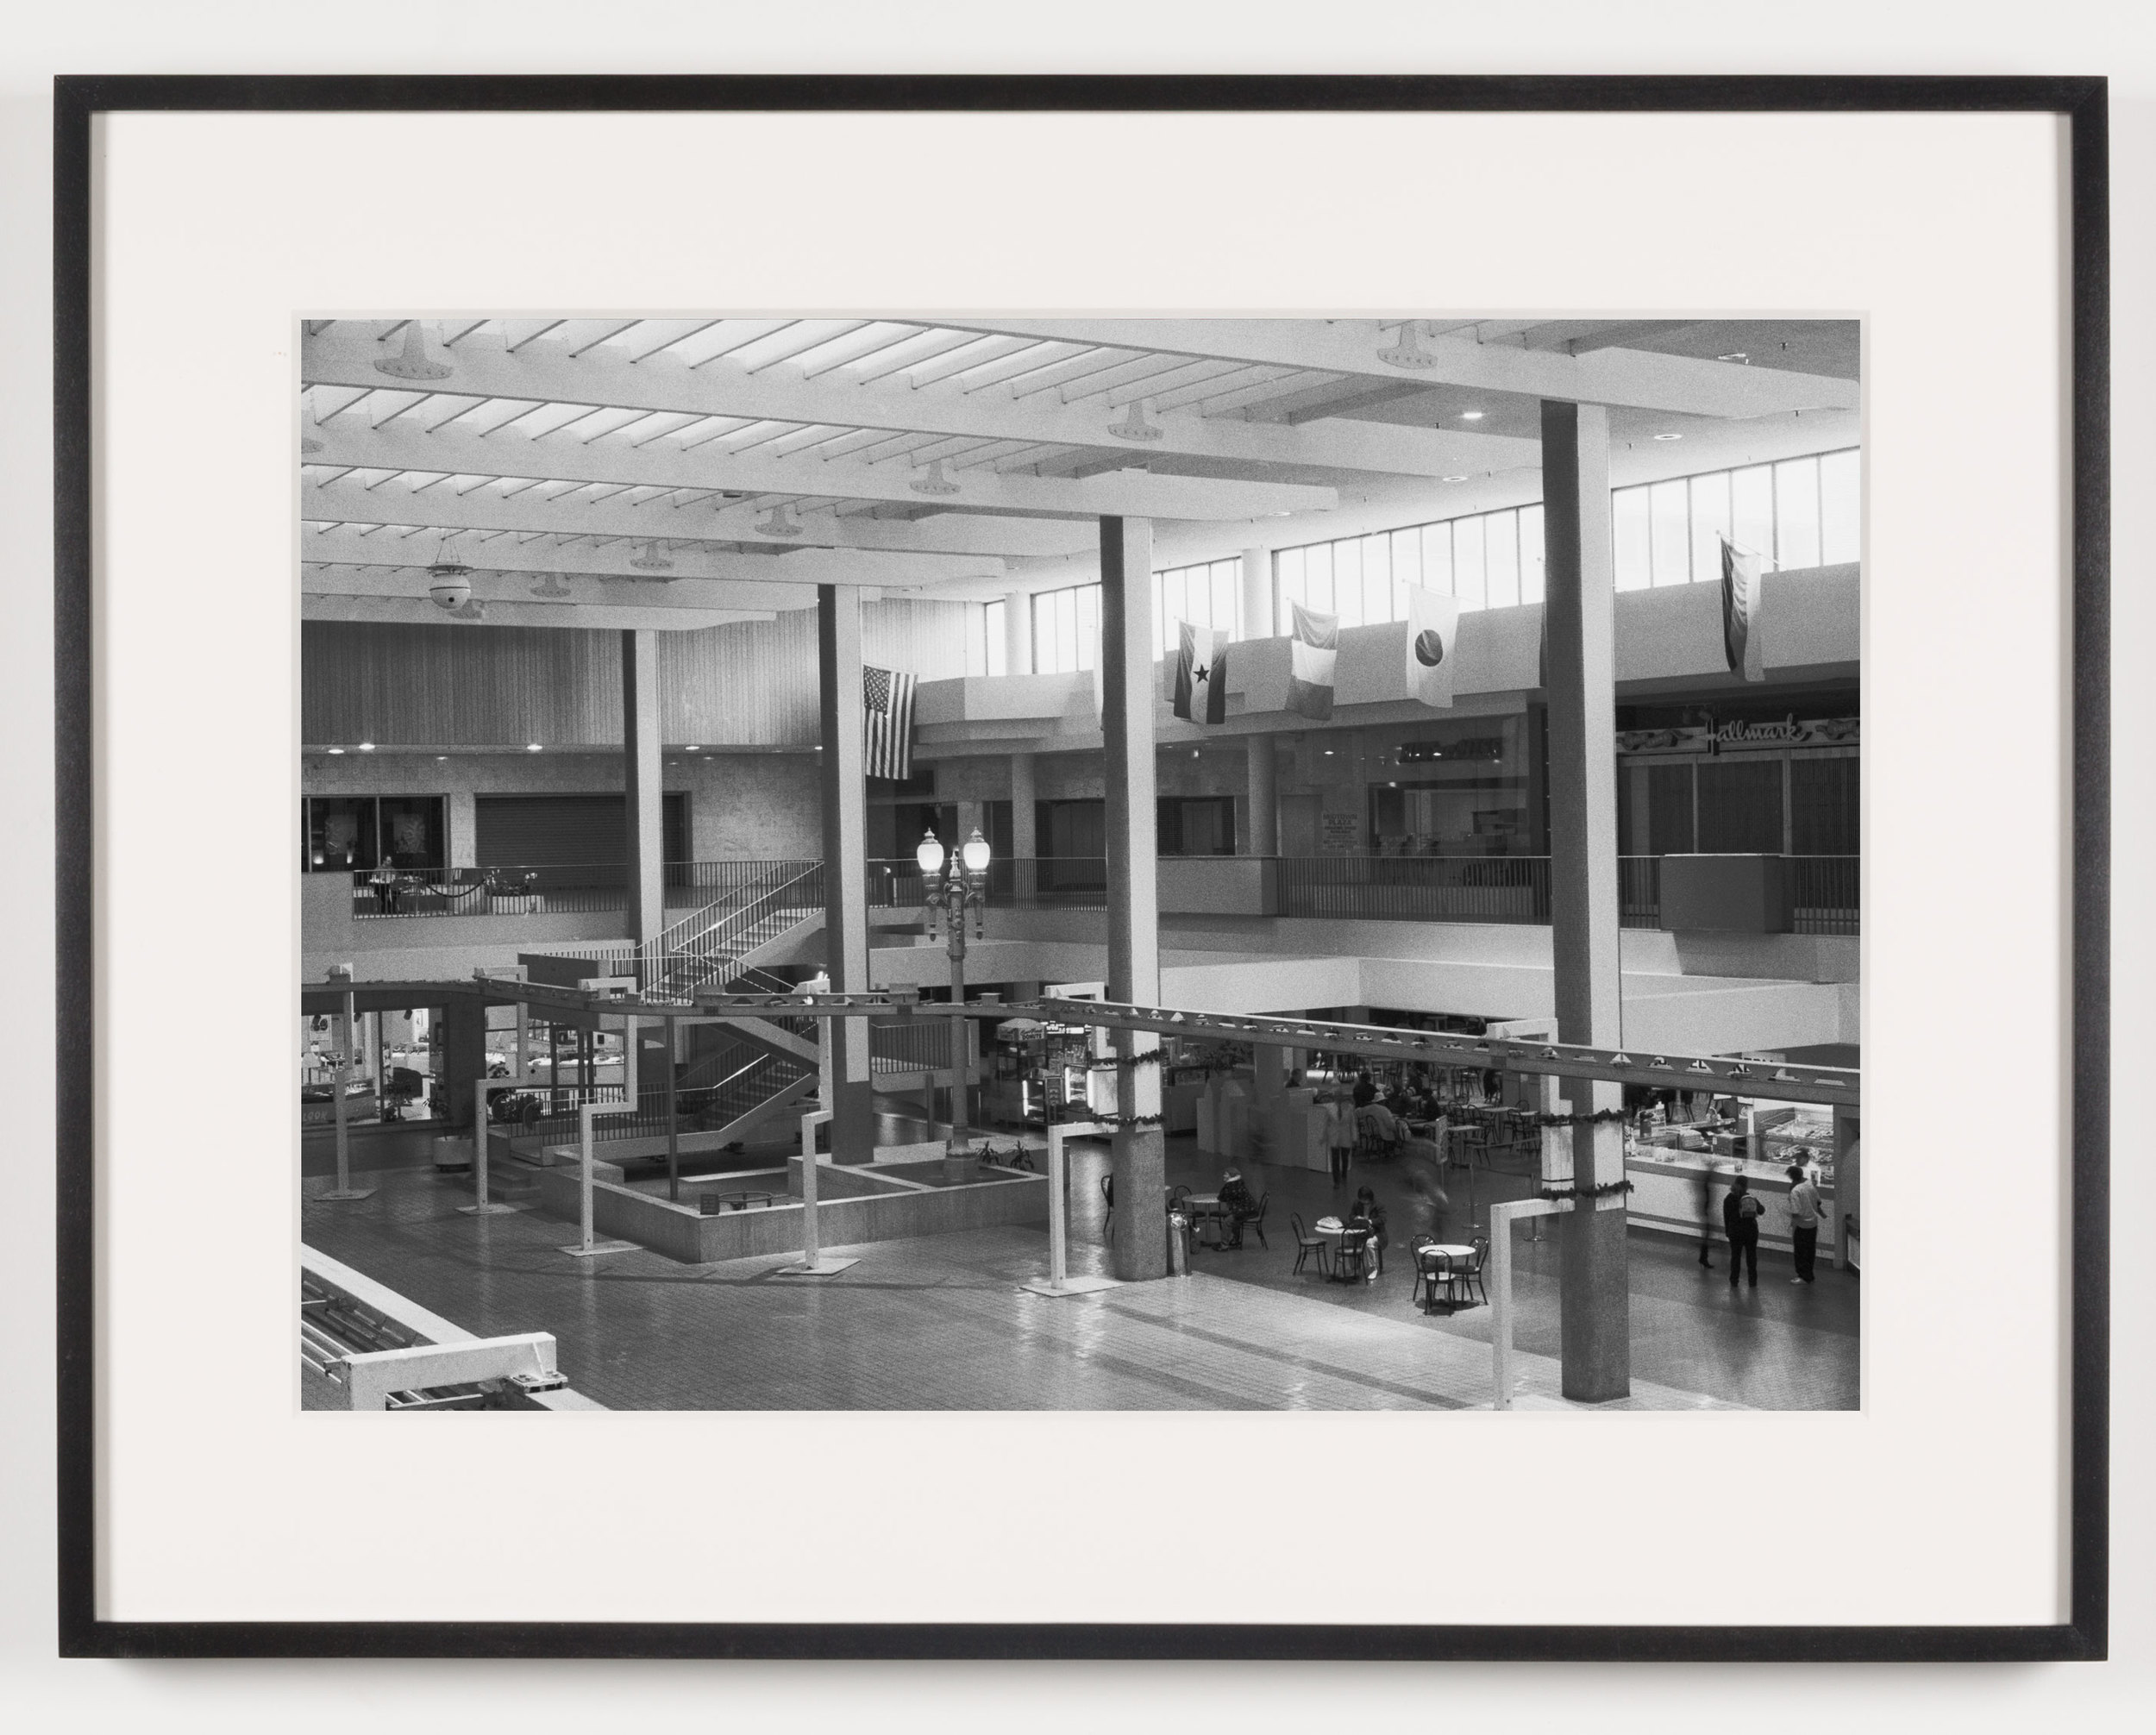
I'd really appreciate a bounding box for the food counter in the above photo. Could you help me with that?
[1625,1122,1834,1256]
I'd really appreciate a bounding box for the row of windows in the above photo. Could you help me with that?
[1018,449,1862,673]
[962,598,1009,678]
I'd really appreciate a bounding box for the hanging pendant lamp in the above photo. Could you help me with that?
[909,458,960,496]
[755,502,805,537]
[630,540,674,571]
[1108,398,1164,442]
[1377,320,1438,369]
[374,321,454,381]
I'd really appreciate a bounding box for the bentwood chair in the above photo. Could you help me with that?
[1332,1229,1368,1283]
[1412,1243,1452,1313]
[1290,1213,1329,1278]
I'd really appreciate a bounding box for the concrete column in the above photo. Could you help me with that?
[440,993,488,1130]
[622,629,666,964]
[1541,398,1630,1403]
[1244,733,1278,856]
[1238,546,1271,640]
[1100,517,1167,1281]
[1004,588,1033,674]
[448,789,478,871]
[817,586,875,1162]
[1009,752,1039,906]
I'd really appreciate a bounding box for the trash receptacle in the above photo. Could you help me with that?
[1167,1210,1189,1275]
[431,1134,473,1173]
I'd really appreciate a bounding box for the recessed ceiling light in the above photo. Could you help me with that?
[527,743,543,752]
[1441,474,1468,483]
[1716,352,1749,363]
[436,755,448,762]
[326,747,345,755]
[357,742,375,751]
[1458,410,1485,421]
[686,744,700,753]
[1652,433,1684,442]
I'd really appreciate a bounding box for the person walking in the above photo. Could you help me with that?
[1786,1162,1825,1283]
[1722,1174,1764,1288]
[1321,1092,1353,1189]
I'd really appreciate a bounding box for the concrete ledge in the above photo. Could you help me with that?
[536,1162,1049,1264]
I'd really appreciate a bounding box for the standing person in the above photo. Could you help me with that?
[1351,1069,1377,1110]
[1322,1092,1354,1189]
[1786,1162,1825,1283]
[1722,1174,1764,1288]
[1697,1160,1718,1271]
[369,853,400,914]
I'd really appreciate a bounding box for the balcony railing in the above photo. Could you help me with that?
[350,852,1858,934]
[349,859,806,920]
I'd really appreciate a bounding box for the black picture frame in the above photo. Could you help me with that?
[52,72,2109,1663]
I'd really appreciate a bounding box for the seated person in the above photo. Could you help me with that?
[1347,1184,1389,1280]
[1218,1165,1256,1246]
[1357,1101,1401,1149]
[1351,1070,1378,1109]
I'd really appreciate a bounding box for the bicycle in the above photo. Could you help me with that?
[974,1137,1036,1172]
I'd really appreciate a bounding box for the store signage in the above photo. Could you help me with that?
[1616,716,1858,755]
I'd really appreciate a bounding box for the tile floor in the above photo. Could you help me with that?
[301,1128,1855,1412]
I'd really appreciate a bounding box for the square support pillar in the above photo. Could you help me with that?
[1100,517,1167,1281]
[1541,399,1630,1404]
[1244,732,1278,857]
[1009,752,1038,905]
[818,586,875,1162]
[622,628,667,966]
[1004,587,1034,675]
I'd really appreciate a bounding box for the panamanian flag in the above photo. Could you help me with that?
[1172,621,1229,723]
[1287,602,1338,721]
[1720,536,1765,682]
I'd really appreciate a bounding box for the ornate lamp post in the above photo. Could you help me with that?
[918,826,991,1168]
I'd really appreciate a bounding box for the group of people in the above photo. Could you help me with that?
[1708,1165,1828,1287]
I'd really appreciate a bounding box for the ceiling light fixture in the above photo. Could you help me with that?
[909,458,960,497]
[1108,398,1163,442]
[1377,320,1438,369]
[686,744,700,753]
[357,742,375,752]
[527,742,543,753]
[1652,432,1684,442]
[1716,352,1749,363]
[1440,474,1468,483]
[374,320,454,382]
[326,747,345,755]
[530,573,573,598]
[1458,410,1486,421]
[630,540,674,571]
[426,538,473,611]
[755,503,805,537]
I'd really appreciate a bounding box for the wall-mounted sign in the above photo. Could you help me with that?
[1616,716,1858,756]
[1320,813,1360,854]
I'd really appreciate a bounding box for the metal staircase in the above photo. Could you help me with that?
[641,864,824,1005]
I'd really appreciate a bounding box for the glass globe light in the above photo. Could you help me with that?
[915,830,945,875]
[961,829,991,874]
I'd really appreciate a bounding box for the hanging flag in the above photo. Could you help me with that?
[1172,621,1230,724]
[1720,536,1766,681]
[1287,602,1338,721]
[1404,587,1460,709]
[862,664,918,780]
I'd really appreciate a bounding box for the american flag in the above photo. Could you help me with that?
[862,664,917,780]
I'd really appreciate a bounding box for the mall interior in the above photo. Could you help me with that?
[295,316,1860,1414]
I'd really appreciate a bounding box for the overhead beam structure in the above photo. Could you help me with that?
[304,328,1534,481]
[300,523,1008,586]
[308,420,1340,522]
[305,475,1120,561]
[927,319,1860,419]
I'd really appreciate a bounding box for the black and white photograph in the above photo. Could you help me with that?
[295,313,1865,1415]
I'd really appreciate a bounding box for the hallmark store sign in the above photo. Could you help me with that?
[1616,716,1859,756]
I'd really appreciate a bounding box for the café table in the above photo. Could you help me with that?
[1182,1193,1232,1249]
[1313,1216,1375,1282]
[1413,1241,1478,1310]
